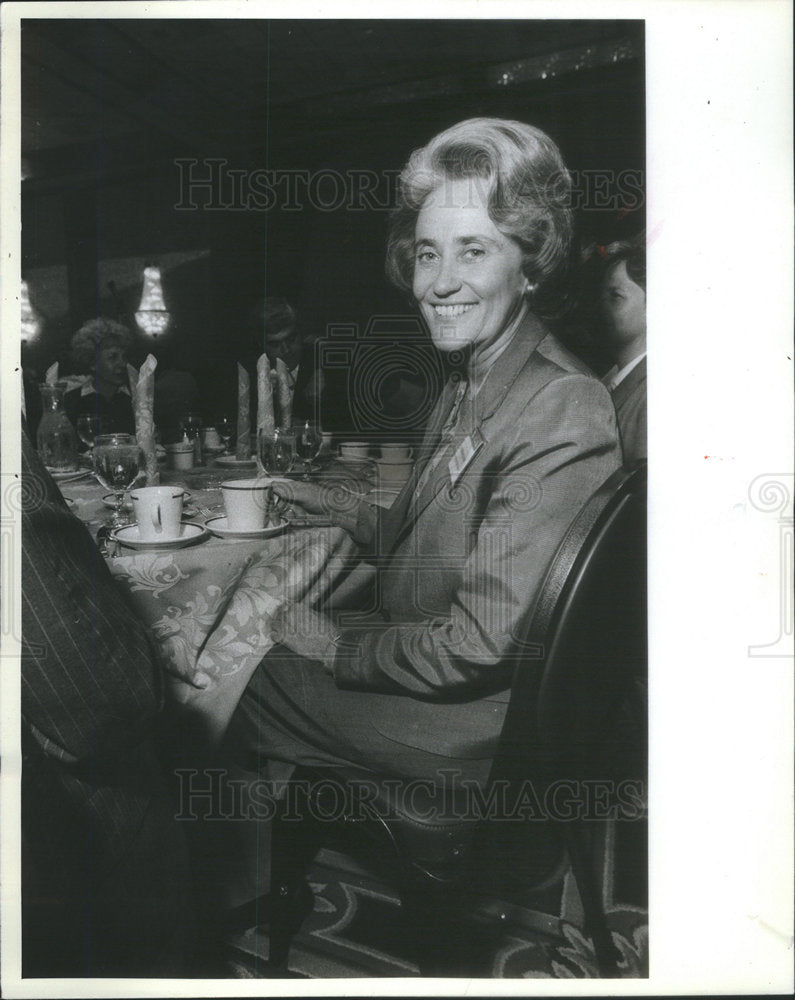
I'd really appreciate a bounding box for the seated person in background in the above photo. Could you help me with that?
[21,426,195,975]
[250,296,351,431]
[64,317,136,435]
[153,342,200,442]
[254,296,320,422]
[599,238,647,464]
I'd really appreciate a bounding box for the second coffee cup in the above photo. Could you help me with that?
[221,478,272,531]
[380,443,413,461]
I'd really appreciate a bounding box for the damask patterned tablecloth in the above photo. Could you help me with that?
[61,460,377,744]
[108,527,361,744]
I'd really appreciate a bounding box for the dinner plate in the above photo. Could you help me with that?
[214,455,257,468]
[111,521,209,550]
[205,515,288,540]
[49,468,91,482]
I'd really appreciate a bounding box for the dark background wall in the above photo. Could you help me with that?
[21,18,645,426]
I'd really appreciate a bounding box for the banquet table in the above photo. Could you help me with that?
[60,454,389,745]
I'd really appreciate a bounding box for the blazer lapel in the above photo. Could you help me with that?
[390,312,550,548]
[611,356,646,409]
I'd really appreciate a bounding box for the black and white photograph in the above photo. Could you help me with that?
[0,1,791,995]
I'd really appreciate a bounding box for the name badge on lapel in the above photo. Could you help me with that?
[448,429,484,487]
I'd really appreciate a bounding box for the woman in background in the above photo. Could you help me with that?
[64,317,136,435]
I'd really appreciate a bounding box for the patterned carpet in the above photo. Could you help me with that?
[223,821,648,979]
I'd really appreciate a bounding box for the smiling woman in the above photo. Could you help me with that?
[412,178,527,361]
[228,116,622,795]
[386,118,573,325]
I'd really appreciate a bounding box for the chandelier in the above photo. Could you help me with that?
[135,266,171,338]
[21,280,42,343]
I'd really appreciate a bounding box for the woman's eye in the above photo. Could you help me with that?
[416,250,437,264]
[463,247,485,260]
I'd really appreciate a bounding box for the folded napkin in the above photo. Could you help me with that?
[275,358,294,430]
[257,353,276,437]
[127,362,139,397]
[133,354,159,484]
[236,363,251,460]
[44,362,59,385]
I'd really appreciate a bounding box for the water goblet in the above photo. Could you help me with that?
[257,426,293,477]
[93,433,144,532]
[76,414,102,451]
[296,421,322,481]
[216,415,234,454]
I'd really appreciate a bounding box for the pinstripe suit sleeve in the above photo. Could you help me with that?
[21,431,163,764]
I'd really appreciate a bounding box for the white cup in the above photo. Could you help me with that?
[340,441,369,461]
[221,478,272,531]
[130,487,185,541]
[380,443,413,462]
[166,442,194,470]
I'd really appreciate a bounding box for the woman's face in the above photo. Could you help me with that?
[412,178,526,356]
[95,342,127,387]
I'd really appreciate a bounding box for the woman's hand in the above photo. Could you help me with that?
[270,480,327,515]
[270,480,364,534]
[271,602,339,671]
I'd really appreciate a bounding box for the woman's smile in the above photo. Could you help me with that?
[412,177,526,359]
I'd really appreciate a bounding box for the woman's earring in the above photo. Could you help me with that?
[524,280,537,296]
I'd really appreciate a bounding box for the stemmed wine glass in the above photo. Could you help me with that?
[93,433,144,532]
[216,415,234,455]
[76,414,102,452]
[296,421,322,481]
[257,426,293,477]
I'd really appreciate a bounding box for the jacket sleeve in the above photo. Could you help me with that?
[21,432,164,764]
[332,374,621,699]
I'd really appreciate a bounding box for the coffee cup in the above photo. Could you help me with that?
[166,442,194,470]
[340,441,369,461]
[221,478,272,531]
[380,443,413,462]
[320,431,334,454]
[130,487,185,541]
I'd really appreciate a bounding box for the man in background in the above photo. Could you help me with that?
[600,239,647,465]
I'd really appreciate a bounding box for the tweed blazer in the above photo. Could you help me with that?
[332,312,622,760]
[21,429,192,975]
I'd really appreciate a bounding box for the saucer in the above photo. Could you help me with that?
[205,515,288,540]
[376,456,414,465]
[112,521,209,550]
[215,454,257,468]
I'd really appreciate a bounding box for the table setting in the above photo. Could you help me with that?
[51,368,398,746]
